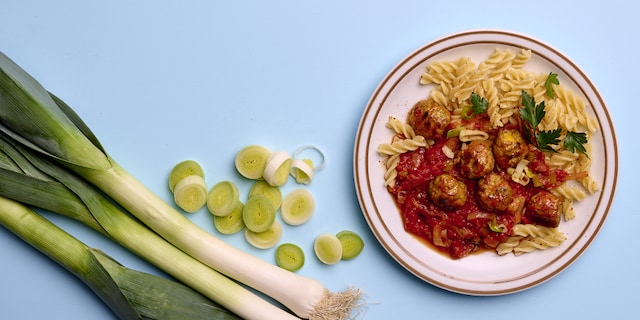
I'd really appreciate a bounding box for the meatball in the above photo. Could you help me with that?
[458,140,495,179]
[493,129,529,169]
[476,172,513,212]
[407,99,451,139]
[526,190,562,228]
[428,174,467,209]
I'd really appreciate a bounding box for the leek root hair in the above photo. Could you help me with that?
[309,287,366,320]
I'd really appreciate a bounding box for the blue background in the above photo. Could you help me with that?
[0,1,635,319]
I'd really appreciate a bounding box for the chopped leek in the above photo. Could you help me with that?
[213,202,245,234]
[243,194,277,233]
[0,51,364,320]
[314,233,343,265]
[281,188,316,226]
[244,219,283,249]
[207,180,241,216]
[168,160,205,192]
[234,145,271,180]
[173,175,208,213]
[336,230,365,260]
[275,243,305,272]
[263,151,293,186]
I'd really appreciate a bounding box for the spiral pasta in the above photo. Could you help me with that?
[497,224,566,256]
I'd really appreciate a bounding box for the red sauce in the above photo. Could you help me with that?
[388,115,570,259]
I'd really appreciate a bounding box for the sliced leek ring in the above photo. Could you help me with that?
[213,202,245,235]
[248,180,283,210]
[168,160,205,192]
[263,151,292,187]
[242,194,276,233]
[280,188,315,226]
[290,159,314,185]
[207,180,241,217]
[336,230,364,260]
[235,145,271,180]
[244,220,283,249]
[173,175,207,213]
[275,243,305,272]
[292,145,326,172]
[313,233,342,265]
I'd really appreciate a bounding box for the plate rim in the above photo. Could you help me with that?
[353,29,619,295]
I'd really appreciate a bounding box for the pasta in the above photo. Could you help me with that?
[380,47,600,258]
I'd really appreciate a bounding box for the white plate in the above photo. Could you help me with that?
[353,30,618,295]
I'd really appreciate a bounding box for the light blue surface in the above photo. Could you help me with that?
[0,1,635,319]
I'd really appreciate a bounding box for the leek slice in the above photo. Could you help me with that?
[173,175,207,213]
[263,151,292,187]
[313,234,343,265]
[242,194,276,233]
[207,180,240,216]
[275,243,305,272]
[168,160,205,192]
[248,180,282,210]
[292,145,326,172]
[234,145,270,180]
[290,158,314,185]
[336,230,365,260]
[244,220,282,249]
[281,188,315,226]
[213,202,245,235]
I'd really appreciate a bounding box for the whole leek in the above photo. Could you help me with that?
[0,196,241,320]
[0,51,364,319]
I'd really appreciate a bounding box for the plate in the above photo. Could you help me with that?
[353,30,618,295]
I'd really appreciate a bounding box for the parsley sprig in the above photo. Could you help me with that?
[470,92,488,115]
[461,92,488,119]
[519,90,588,157]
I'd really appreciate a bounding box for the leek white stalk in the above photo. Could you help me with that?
[0,52,364,319]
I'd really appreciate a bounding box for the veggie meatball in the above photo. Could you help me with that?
[407,99,451,139]
[493,129,529,169]
[526,190,562,228]
[428,174,467,209]
[458,140,495,179]
[476,172,513,212]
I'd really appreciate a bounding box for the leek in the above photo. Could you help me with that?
[0,51,364,319]
[0,134,299,320]
[0,196,241,320]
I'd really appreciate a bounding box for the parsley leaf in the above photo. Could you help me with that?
[535,128,562,152]
[564,131,589,157]
[545,72,559,98]
[519,91,546,142]
[470,92,488,115]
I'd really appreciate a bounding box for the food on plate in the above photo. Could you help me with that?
[378,48,599,259]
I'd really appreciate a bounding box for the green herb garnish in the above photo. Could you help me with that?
[545,72,559,98]
[470,92,488,115]
[564,131,589,157]
[519,90,588,155]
